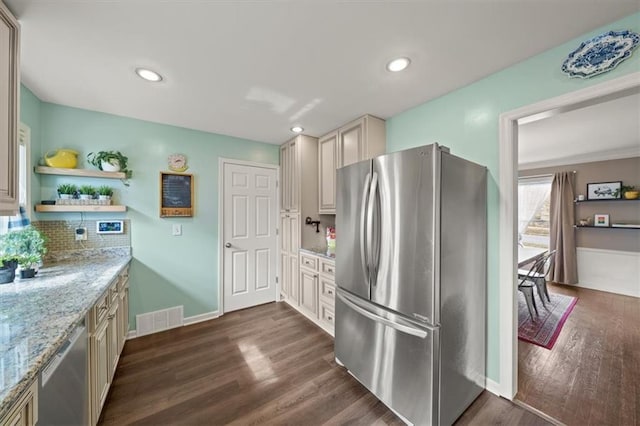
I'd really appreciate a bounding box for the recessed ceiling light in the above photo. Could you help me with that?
[135,68,163,82]
[291,126,304,133]
[386,57,411,72]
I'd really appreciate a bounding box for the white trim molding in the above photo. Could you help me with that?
[519,146,640,170]
[498,71,640,400]
[485,378,501,397]
[576,248,640,298]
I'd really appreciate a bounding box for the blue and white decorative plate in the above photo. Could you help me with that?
[561,30,639,78]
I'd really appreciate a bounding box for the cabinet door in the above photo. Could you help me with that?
[92,319,110,422]
[318,132,337,214]
[289,138,300,213]
[280,144,289,212]
[288,214,300,255]
[279,251,289,299]
[280,213,289,253]
[338,118,364,168]
[0,5,19,215]
[107,302,119,380]
[288,254,299,304]
[299,268,318,318]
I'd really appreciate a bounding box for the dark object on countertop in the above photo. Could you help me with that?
[41,200,56,205]
[0,259,18,284]
[20,268,37,279]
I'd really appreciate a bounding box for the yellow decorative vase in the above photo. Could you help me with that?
[623,191,639,200]
[44,149,79,168]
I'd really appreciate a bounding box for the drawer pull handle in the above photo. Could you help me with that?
[327,290,333,295]
[327,268,333,273]
[99,305,108,311]
[327,316,333,321]
[108,314,115,320]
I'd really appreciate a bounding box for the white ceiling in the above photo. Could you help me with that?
[6,0,640,145]
[519,92,640,169]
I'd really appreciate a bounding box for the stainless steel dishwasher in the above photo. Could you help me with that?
[38,320,88,425]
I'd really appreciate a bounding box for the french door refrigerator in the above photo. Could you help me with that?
[335,143,487,426]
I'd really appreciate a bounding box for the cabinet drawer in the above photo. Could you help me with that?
[109,283,119,302]
[320,259,335,277]
[117,270,130,292]
[300,254,318,271]
[93,293,110,327]
[320,277,336,304]
[319,301,335,329]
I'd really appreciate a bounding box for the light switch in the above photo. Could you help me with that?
[172,224,182,236]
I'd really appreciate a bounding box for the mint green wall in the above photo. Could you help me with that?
[19,85,42,209]
[29,102,279,326]
[387,12,640,382]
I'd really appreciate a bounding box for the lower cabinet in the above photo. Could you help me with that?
[88,266,129,425]
[285,252,335,336]
[0,380,38,426]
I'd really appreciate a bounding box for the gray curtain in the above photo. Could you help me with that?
[549,172,578,284]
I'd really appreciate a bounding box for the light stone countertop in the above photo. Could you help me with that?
[0,249,131,418]
[299,247,336,261]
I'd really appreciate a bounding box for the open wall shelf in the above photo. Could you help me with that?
[575,225,640,230]
[34,166,126,180]
[34,205,127,213]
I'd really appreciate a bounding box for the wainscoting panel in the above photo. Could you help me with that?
[576,247,639,297]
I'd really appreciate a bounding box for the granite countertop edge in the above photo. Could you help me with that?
[0,254,132,418]
[299,247,336,260]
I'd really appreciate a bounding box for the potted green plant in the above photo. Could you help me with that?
[0,255,19,284]
[97,185,113,200]
[613,185,638,200]
[87,151,133,178]
[79,185,96,200]
[0,227,47,280]
[57,183,78,199]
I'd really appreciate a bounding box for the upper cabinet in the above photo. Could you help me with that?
[0,3,20,215]
[318,115,386,214]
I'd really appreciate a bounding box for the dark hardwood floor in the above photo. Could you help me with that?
[517,282,640,426]
[100,302,549,425]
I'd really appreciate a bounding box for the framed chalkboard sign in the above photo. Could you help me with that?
[160,172,194,217]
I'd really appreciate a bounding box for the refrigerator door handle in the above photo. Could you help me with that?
[366,172,378,283]
[337,291,429,339]
[360,172,372,290]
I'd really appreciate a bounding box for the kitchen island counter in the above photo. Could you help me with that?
[0,249,131,418]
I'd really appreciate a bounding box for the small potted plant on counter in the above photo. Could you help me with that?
[79,185,96,201]
[57,183,78,200]
[0,227,47,280]
[614,185,638,200]
[97,185,113,204]
[0,255,19,284]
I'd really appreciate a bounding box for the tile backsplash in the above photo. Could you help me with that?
[32,220,131,256]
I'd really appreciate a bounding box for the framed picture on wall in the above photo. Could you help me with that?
[594,214,609,227]
[586,181,621,200]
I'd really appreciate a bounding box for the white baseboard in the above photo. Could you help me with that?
[576,247,640,298]
[126,310,220,340]
[485,378,501,397]
[183,310,220,326]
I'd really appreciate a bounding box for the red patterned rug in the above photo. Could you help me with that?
[518,290,578,349]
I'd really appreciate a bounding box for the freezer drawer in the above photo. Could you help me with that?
[335,290,439,426]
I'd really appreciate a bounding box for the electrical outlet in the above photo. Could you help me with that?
[172,224,182,236]
[75,227,87,241]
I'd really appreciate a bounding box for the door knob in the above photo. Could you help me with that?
[225,243,232,248]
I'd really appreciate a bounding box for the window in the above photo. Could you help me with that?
[0,123,30,235]
[518,176,552,249]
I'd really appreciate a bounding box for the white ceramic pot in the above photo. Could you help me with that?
[98,195,111,201]
[101,160,121,172]
[79,194,92,200]
[59,194,72,199]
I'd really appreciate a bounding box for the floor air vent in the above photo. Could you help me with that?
[136,306,184,336]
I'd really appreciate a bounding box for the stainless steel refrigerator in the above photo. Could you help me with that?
[335,143,487,426]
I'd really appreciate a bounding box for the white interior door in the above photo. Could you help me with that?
[223,162,278,312]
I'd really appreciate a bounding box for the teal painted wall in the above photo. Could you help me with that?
[19,85,43,209]
[28,102,279,326]
[386,12,640,382]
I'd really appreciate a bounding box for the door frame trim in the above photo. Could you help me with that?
[497,71,640,399]
[218,157,280,316]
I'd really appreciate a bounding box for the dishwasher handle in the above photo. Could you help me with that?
[41,324,85,385]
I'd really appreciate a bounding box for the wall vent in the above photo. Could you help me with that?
[136,305,184,337]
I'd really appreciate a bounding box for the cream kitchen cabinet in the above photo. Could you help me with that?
[0,3,20,215]
[295,250,335,336]
[0,380,37,426]
[88,266,129,425]
[318,115,386,215]
[279,213,300,303]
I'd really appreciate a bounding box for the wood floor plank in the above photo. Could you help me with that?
[100,302,549,425]
[517,283,640,426]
